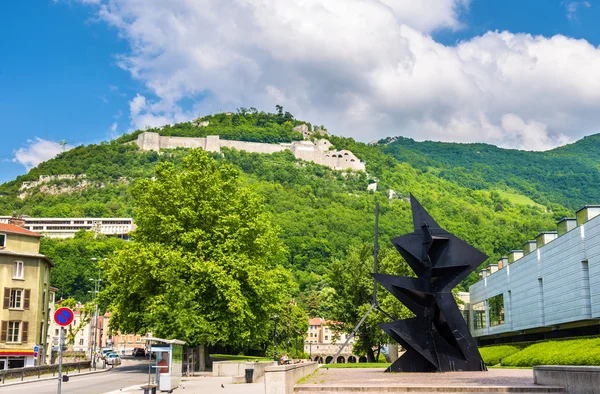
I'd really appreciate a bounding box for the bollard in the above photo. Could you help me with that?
[21,369,24,381]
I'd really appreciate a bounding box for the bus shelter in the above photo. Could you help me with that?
[143,337,185,392]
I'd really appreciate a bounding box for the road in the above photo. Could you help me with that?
[0,358,153,394]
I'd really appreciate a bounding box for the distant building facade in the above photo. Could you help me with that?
[134,131,366,172]
[0,218,53,369]
[469,205,600,345]
[0,217,135,239]
[305,318,365,363]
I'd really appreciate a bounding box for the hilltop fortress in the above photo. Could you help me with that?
[134,129,366,172]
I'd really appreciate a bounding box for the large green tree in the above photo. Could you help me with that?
[100,149,295,365]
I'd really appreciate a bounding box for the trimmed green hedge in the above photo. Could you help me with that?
[479,345,521,366]
[480,337,600,367]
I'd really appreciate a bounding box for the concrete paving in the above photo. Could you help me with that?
[102,375,266,394]
[296,368,565,393]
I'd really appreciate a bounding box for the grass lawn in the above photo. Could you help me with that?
[495,190,544,208]
[322,362,389,369]
[210,354,273,361]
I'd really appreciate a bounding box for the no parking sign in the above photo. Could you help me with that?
[54,307,75,327]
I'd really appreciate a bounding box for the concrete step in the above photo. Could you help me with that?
[294,385,565,393]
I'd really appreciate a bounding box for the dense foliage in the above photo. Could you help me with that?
[116,107,305,144]
[481,337,600,366]
[379,134,600,210]
[40,231,126,301]
[99,150,296,351]
[478,345,522,366]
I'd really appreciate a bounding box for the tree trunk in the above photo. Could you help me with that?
[388,343,399,363]
[367,347,376,362]
[198,344,211,371]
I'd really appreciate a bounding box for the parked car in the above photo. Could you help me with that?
[100,349,114,360]
[132,348,146,357]
[106,353,121,366]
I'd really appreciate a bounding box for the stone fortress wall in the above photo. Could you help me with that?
[135,127,366,172]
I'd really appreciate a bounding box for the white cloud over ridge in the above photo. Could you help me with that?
[83,0,600,150]
[13,139,72,170]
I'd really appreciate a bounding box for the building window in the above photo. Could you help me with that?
[13,261,24,279]
[79,338,84,345]
[8,322,21,343]
[472,301,486,330]
[9,289,23,309]
[489,294,505,326]
[7,357,25,369]
[0,234,5,249]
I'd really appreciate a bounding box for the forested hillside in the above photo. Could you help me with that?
[378,134,600,210]
[1,109,594,299]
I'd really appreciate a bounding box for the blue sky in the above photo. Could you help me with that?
[1,0,599,184]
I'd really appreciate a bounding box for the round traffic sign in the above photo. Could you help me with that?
[54,307,75,327]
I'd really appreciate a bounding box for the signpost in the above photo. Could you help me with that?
[54,307,74,394]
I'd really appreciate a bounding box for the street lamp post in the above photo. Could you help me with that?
[89,258,104,368]
[273,314,278,363]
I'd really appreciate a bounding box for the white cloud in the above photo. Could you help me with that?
[12,139,73,170]
[565,1,591,20]
[127,94,190,131]
[108,121,119,139]
[76,0,600,151]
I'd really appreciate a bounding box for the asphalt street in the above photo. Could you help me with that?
[0,358,152,394]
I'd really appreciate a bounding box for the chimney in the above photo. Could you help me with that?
[479,269,487,279]
[508,250,524,263]
[497,256,509,269]
[576,205,600,226]
[536,231,558,248]
[556,217,577,236]
[8,212,26,228]
[523,240,537,255]
[487,264,499,275]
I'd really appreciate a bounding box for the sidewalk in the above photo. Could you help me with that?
[0,366,109,388]
[102,375,266,394]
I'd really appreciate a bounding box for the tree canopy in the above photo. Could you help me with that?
[99,149,295,348]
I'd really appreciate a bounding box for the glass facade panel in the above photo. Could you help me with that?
[489,294,505,326]
[472,301,486,329]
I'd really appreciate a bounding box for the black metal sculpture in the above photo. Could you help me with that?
[372,195,487,372]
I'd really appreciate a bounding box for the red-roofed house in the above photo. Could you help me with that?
[0,215,53,370]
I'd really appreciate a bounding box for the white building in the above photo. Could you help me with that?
[0,217,135,239]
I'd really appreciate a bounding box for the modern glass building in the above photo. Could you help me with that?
[469,205,600,345]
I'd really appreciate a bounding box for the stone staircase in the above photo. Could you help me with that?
[294,384,565,393]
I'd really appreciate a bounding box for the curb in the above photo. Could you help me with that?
[0,368,110,388]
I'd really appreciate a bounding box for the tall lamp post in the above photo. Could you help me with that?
[273,314,278,363]
[89,258,105,368]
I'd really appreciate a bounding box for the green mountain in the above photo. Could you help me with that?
[378,134,600,210]
[1,109,594,294]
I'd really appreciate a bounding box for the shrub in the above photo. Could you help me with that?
[501,337,600,367]
[479,345,521,366]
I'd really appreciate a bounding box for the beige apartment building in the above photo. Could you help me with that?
[0,217,53,369]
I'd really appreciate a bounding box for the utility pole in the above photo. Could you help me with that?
[273,314,278,363]
[57,327,63,394]
[89,259,103,368]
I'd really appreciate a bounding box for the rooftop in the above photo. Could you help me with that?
[0,223,43,238]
